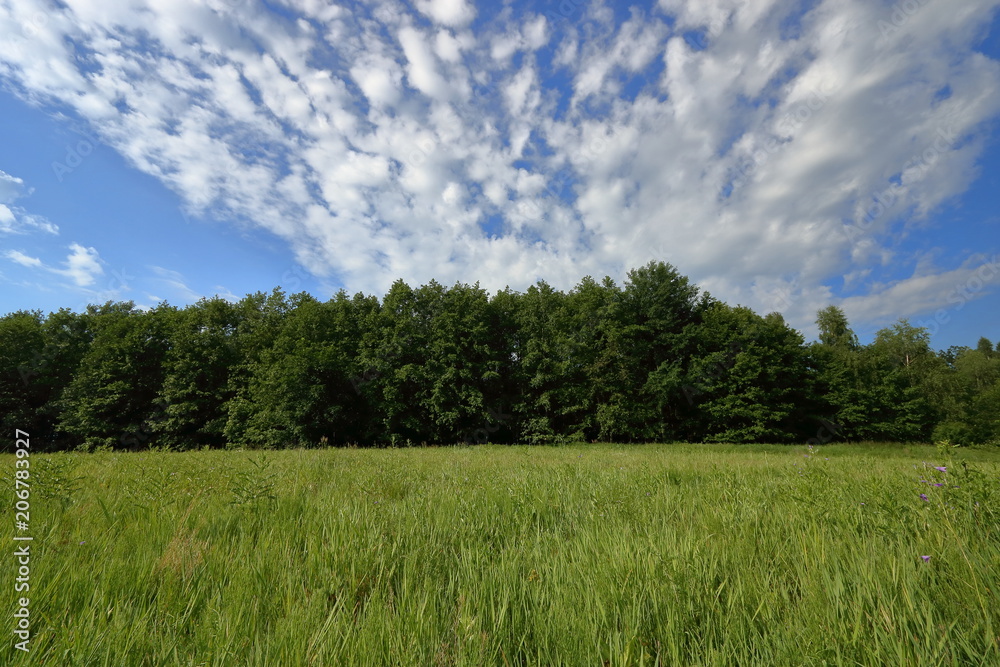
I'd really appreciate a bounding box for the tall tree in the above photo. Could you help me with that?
[685,305,813,443]
[861,319,938,441]
[513,281,580,443]
[58,302,175,450]
[815,305,859,349]
[0,311,46,449]
[934,345,1000,445]
[152,297,240,449]
[620,261,711,441]
[223,289,292,445]
[227,292,372,448]
[976,337,996,358]
[358,279,437,445]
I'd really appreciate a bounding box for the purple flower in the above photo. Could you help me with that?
[919,480,928,483]
[920,555,931,562]
[933,483,944,487]
[934,466,947,472]
[920,493,929,502]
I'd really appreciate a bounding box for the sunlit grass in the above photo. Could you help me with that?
[4,443,999,665]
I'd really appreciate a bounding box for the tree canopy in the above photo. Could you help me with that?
[2,261,997,450]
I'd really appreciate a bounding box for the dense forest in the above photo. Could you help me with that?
[2,261,998,451]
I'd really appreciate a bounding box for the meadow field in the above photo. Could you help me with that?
[4,443,1000,665]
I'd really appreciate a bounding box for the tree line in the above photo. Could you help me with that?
[2,261,997,451]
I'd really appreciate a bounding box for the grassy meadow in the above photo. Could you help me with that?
[4,442,1000,665]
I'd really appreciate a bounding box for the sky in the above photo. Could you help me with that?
[0,0,998,351]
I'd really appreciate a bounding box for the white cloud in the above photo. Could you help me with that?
[434,29,467,63]
[415,0,476,28]
[0,169,26,203]
[351,55,403,107]
[54,243,104,287]
[150,265,201,302]
[3,243,104,287]
[0,0,998,337]
[398,26,453,100]
[839,255,1000,329]
[4,249,43,268]
[0,170,59,234]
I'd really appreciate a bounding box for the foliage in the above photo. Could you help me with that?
[1,261,997,449]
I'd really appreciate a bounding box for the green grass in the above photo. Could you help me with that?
[4,443,1000,665]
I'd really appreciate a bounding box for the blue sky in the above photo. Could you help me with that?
[0,0,998,350]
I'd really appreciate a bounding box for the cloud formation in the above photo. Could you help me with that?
[0,0,998,335]
[3,242,104,287]
[0,169,58,235]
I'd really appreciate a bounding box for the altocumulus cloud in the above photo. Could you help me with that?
[0,0,998,334]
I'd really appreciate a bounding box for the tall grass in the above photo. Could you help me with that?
[4,443,999,665]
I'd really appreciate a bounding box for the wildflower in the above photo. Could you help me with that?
[920,555,931,562]
[79,541,86,545]
[934,466,947,472]
[920,494,929,502]
[933,483,944,487]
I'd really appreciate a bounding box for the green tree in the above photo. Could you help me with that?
[152,297,240,449]
[620,261,711,442]
[422,282,506,443]
[816,305,859,349]
[223,289,292,445]
[228,292,372,448]
[685,305,812,443]
[0,311,46,449]
[856,319,938,441]
[513,281,579,444]
[934,345,1000,445]
[358,280,509,445]
[58,303,175,450]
